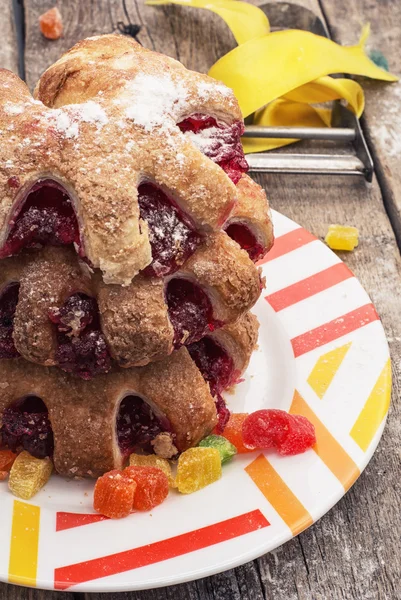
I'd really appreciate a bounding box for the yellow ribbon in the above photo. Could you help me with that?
[146,0,270,45]
[146,1,398,153]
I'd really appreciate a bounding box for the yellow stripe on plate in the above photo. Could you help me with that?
[350,358,392,452]
[8,500,40,587]
[245,454,313,536]
[307,342,352,399]
[291,391,360,490]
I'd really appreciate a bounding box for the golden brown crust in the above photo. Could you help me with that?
[177,232,261,323]
[98,275,174,367]
[226,174,274,257]
[0,348,217,477]
[13,246,92,365]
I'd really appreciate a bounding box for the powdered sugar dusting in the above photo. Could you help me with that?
[45,101,108,140]
[124,74,189,131]
[197,81,233,101]
[3,103,25,115]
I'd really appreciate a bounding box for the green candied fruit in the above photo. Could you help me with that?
[199,434,237,464]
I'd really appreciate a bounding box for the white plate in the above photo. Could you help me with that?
[0,210,391,592]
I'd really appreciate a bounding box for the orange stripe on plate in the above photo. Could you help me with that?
[8,500,40,587]
[54,510,269,590]
[266,263,353,312]
[350,359,392,452]
[291,391,360,490]
[291,303,379,358]
[245,454,313,536]
[258,228,316,265]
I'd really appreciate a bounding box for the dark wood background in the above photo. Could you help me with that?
[2,0,401,598]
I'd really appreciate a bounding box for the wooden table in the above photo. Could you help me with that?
[1,1,400,598]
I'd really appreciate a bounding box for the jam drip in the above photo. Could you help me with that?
[225,223,265,262]
[0,179,80,259]
[49,293,111,380]
[138,184,202,278]
[1,396,54,459]
[178,114,248,184]
[0,283,20,359]
[117,395,172,457]
[188,336,235,433]
[166,278,221,347]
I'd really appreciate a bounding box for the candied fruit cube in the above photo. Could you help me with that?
[198,434,237,463]
[325,224,359,251]
[217,413,253,453]
[278,414,316,456]
[94,470,137,519]
[176,447,222,494]
[39,7,63,40]
[9,451,53,500]
[0,449,17,472]
[129,453,175,487]
[124,466,169,511]
[242,410,316,456]
[242,409,291,449]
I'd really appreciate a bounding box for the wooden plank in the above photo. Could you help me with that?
[0,0,18,74]
[17,1,401,600]
[320,0,401,244]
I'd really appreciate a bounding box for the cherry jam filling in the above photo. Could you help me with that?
[138,184,202,278]
[49,293,111,380]
[166,278,222,347]
[178,114,248,184]
[225,223,265,262]
[0,179,80,259]
[1,396,54,459]
[117,395,172,457]
[0,283,20,359]
[187,336,236,433]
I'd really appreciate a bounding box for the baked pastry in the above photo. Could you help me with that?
[0,313,258,477]
[35,35,274,264]
[0,240,260,374]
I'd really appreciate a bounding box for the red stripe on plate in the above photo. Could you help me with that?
[266,263,354,312]
[258,228,316,265]
[291,303,379,358]
[54,510,269,590]
[56,512,108,532]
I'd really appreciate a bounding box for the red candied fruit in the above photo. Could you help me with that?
[117,396,172,457]
[93,470,137,519]
[138,184,202,278]
[215,413,253,454]
[166,278,222,347]
[0,283,20,359]
[0,180,80,259]
[242,409,316,456]
[124,466,169,511]
[49,293,111,379]
[0,396,54,459]
[277,414,316,456]
[225,223,265,262]
[178,114,248,184]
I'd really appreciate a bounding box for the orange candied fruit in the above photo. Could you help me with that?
[217,413,253,454]
[125,466,169,511]
[0,471,9,481]
[0,449,17,472]
[39,7,63,40]
[93,470,137,519]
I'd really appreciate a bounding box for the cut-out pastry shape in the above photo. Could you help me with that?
[0,313,258,477]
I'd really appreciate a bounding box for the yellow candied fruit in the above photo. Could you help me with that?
[325,224,359,251]
[9,451,53,500]
[129,453,175,487]
[176,447,222,494]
